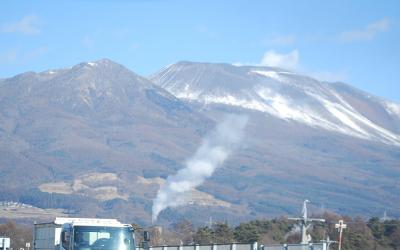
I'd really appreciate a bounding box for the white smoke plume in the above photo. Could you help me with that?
[152,115,248,222]
[284,224,312,240]
[285,224,301,239]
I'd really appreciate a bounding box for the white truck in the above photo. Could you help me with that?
[33,218,136,250]
[0,237,10,250]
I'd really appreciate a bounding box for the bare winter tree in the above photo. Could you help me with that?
[0,220,32,250]
[173,220,194,244]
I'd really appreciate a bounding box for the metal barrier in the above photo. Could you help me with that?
[138,243,254,250]
[137,242,326,250]
[182,246,196,250]
[261,243,325,250]
[235,243,255,250]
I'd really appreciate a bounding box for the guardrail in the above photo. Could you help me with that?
[261,243,325,250]
[137,242,327,250]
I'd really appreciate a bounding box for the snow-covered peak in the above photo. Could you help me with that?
[3,59,162,111]
[151,62,400,146]
[68,59,124,72]
[87,62,98,67]
[86,58,117,67]
[46,70,57,75]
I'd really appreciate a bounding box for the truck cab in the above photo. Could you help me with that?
[34,218,135,250]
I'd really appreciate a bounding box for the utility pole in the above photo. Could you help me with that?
[288,200,325,244]
[335,220,347,250]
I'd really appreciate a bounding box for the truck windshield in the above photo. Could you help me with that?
[73,226,135,250]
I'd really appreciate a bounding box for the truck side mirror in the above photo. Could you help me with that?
[61,232,66,243]
[143,231,150,242]
[61,231,70,250]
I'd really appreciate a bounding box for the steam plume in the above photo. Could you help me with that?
[285,224,301,239]
[152,115,248,222]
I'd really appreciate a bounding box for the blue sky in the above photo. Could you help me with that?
[1,0,399,102]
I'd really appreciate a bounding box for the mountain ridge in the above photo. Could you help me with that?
[0,58,399,224]
[150,61,400,146]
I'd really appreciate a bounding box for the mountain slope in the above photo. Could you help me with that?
[0,59,399,225]
[150,61,400,219]
[150,61,400,146]
[0,59,222,224]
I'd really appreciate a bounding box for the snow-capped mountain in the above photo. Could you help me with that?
[150,61,400,146]
[1,59,399,224]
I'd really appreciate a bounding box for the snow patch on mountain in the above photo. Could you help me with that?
[256,87,316,123]
[251,70,289,83]
[173,84,202,99]
[202,94,269,112]
[307,89,400,144]
[87,62,98,67]
[324,102,370,137]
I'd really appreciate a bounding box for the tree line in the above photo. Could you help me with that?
[1,212,399,250]
[136,212,400,250]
